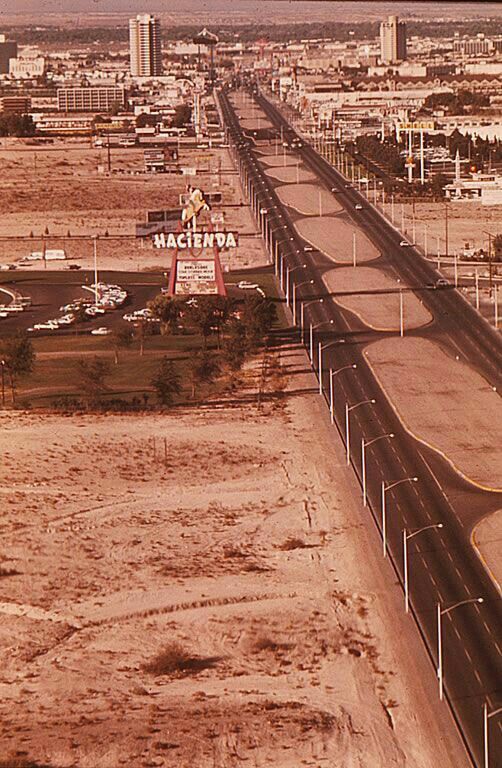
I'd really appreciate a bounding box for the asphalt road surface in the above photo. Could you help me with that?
[0,271,165,338]
[218,86,502,768]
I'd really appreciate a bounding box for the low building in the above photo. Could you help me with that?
[57,87,126,113]
[9,56,45,79]
[33,114,94,135]
[445,172,502,205]
[0,96,31,114]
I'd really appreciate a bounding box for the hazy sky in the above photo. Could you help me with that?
[3,1,501,18]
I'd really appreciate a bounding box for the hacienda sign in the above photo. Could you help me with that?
[153,231,238,249]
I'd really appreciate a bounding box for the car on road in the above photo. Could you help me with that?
[399,240,411,247]
[91,326,111,336]
[330,187,338,193]
[344,184,351,188]
[355,204,363,210]
[435,278,449,288]
[303,245,314,252]
[67,264,81,270]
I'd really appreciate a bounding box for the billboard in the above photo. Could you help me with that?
[174,259,218,295]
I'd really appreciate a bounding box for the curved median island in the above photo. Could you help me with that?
[263,165,316,184]
[259,153,299,168]
[323,267,432,331]
[295,217,380,264]
[472,511,502,594]
[276,184,344,216]
[364,337,502,493]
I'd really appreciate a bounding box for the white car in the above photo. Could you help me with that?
[303,245,314,252]
[85,306,106,317]
[33,321,58,330]
[237,280,259,290]
[91,326,111,336]
[399,240,410,247]
[355,204,363,210]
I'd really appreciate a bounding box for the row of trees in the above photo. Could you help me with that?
[0,294,278,409]
[421,90,490,116]
[10,19,498,45]
[0,114,35,138]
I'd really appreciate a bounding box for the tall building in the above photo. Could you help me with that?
[380,15,407,64]
[129,15,162,77]
[0,34,17,74]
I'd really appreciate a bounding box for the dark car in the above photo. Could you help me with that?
[67,264,82,270]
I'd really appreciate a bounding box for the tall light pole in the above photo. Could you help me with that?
[403,523,443,613]
[483,703,502,768]
[317,338,343,396]
[309,318,334,367]
[345,399,376,466]
[292,279,314,326]
[93,235,99,307]
[330,364,357,424]
[361,433,394,506]
[300,298,323,345]
[381,476,418,557]
[437,597,483,701]
[352,231,357,268]
[286,263,305,307]
[0,359,5,407]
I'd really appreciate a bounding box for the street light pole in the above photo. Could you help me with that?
[329,364,357,424]
[352,231,357,268]
[381,477,418,557]
[403,523,443,613]
[361,433,394,506]
[483,703,502,768]
[437,597,483,701]
[345,399,376,466]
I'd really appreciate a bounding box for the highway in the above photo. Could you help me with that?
[217,86,502,768]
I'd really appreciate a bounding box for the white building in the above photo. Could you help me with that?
[129,14,162,77]
[9,56,45,78]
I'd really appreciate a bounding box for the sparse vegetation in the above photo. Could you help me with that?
[143,642,221,676]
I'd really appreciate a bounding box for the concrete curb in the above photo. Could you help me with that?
[470,516,502,596]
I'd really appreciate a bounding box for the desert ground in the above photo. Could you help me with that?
[0,345,469,768]
[0,140,268,272]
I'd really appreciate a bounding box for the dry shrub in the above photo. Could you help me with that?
[143,641,222,676]
[278,537,308,551]
[252,635,294,654]
[0,759,55,768]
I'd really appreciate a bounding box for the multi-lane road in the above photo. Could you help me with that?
[218,86,502,768]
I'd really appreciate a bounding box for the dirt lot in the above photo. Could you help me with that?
[0,347,468,768]
[400,201,502,257]
[0,141,267,272]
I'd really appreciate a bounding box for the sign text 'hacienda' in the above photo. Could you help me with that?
[153,231,238,249]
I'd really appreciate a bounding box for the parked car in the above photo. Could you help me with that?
[67,264,81,270]
[399,240,410,247]
[91,326,111,336]
[237,280,259,289]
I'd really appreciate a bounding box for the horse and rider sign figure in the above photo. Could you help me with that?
[152,186,237,297]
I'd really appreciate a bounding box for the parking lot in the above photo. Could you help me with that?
[0,270,165,338]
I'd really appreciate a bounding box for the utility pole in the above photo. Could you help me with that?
[107,131,111,173]
[445,200,449,260]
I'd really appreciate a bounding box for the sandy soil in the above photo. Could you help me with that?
[400,201,502,256]
[323,267,432,331]
[276,184,343,217]
[472,510,502,594]
[364,337,502,492]
[264,166,316,184]
[0,347,468,768]
[295,217,380,264]
[0,143,268,272]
